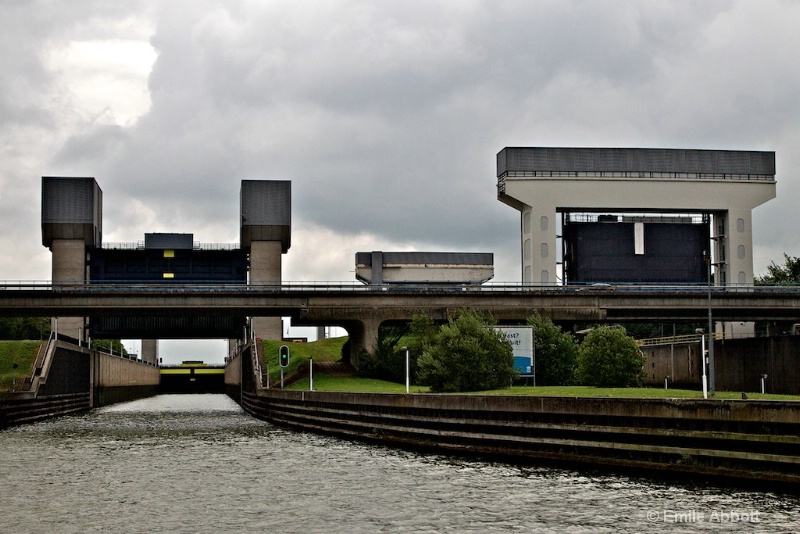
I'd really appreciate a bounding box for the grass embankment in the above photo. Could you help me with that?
[0,340,42,392]
[259,336,348,386]
[260,337,800,400]
[285,376,800,400]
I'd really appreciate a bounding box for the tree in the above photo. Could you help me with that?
[576,326,644,387]
[526,313,577,386]
[756,253,800,284]
[359,322,413,382]
[417,309,517,392]
[0,317,50,340]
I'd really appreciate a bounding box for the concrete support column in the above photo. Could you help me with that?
[250,240,283,340]
[50,239,87,338]
[720,209,756,286]
[345,317,382,370]
[715,209,756,337]
[521,205,557,285]
[141,339,158,365]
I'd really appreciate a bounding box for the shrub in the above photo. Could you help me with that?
[526,313,577,385]
[417,310,517,392]
[576,326,645,387]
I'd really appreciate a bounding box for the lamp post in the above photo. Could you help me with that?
[696,328,708,399]
[403,346,409,394]
[705,235,716,396]
[532,327,536,387]
[309,356,313,391]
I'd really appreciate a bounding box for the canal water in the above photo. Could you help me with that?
[1,394,798,533]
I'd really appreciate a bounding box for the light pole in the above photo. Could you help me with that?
[532,328,536,387]
[705,235,716,396]
[696,328,707,399]
[403,346,409,394]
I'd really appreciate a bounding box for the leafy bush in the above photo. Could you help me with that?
[576,326,645,387]
[756,253,800,284]
[357,323,412,382]
[526,313,577,386]
[0,317,50,340]
[417,310,516,392]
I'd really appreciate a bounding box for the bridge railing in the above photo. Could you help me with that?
[2,280,799,294]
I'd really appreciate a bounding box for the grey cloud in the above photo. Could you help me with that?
[2,0,799,286]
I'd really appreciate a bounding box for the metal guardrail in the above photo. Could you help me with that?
[637,332,726,347]
[251,335,267,390]
[2,280,799,294]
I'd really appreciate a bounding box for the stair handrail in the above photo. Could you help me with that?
[26,331,56,392]
[250,332,268,390]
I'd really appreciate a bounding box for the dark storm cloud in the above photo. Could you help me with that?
[2,1,799,282]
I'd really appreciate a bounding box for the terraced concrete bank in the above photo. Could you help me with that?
[236,389,800,486]
[0,338,159,428]
[226,347,800,486]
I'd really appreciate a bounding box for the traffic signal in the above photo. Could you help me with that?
[279,345,290,368]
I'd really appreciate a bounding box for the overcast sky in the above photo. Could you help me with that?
[2,1,798,360]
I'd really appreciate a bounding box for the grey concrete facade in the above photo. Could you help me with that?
[41,177,293,346]
[140,339,158,365]
[355,251,494,285]
[249,240,284,339]
[497,148,776,288]
[241,180,291,340]
[43,177,102,339]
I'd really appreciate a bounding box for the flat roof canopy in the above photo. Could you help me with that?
[497,147,775,178]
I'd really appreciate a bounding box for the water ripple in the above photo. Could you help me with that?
[1,394,798,533]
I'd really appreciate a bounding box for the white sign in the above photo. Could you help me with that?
[497,326,534,375]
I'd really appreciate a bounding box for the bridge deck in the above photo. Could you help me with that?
[1,283,799,323]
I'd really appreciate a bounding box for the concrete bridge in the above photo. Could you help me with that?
[3,282,800,366]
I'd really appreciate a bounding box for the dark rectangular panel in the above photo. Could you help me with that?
[497,147,775,176]
[90,249,247,283]
[145,233,194,249]
[565,222,708,284]
[90,316,246,339]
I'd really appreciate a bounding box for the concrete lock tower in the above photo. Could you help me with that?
[240,180,291,340]
[497,147,776,336]
[41,176,102,341]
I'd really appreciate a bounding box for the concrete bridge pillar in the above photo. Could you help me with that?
[141,339,158,365]
[42,177,102,340]
[343,317,382,370]
[249,240,284,340]
[241,180,291,341]
[50,239,88,338]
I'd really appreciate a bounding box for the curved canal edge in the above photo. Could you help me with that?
[234,388,800,487]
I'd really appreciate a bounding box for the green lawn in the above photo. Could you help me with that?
[259,336,348,385]
[5,334,799,402]
[283,374,800,401]
[0,340,42,392]
[287,375,431,393]
[470,385,800,401]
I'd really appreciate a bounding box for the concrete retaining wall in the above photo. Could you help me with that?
[95,353,160,388]
[714,336,800,394]
[1,342,92,428]
[240,389,800,486]
[0,392,90,428]
[94,385,159,407]
[224,351,242,404]
[1,342,163,426]
[225,352,241,386]
[642,336,800,394]
[92,352,160,407]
